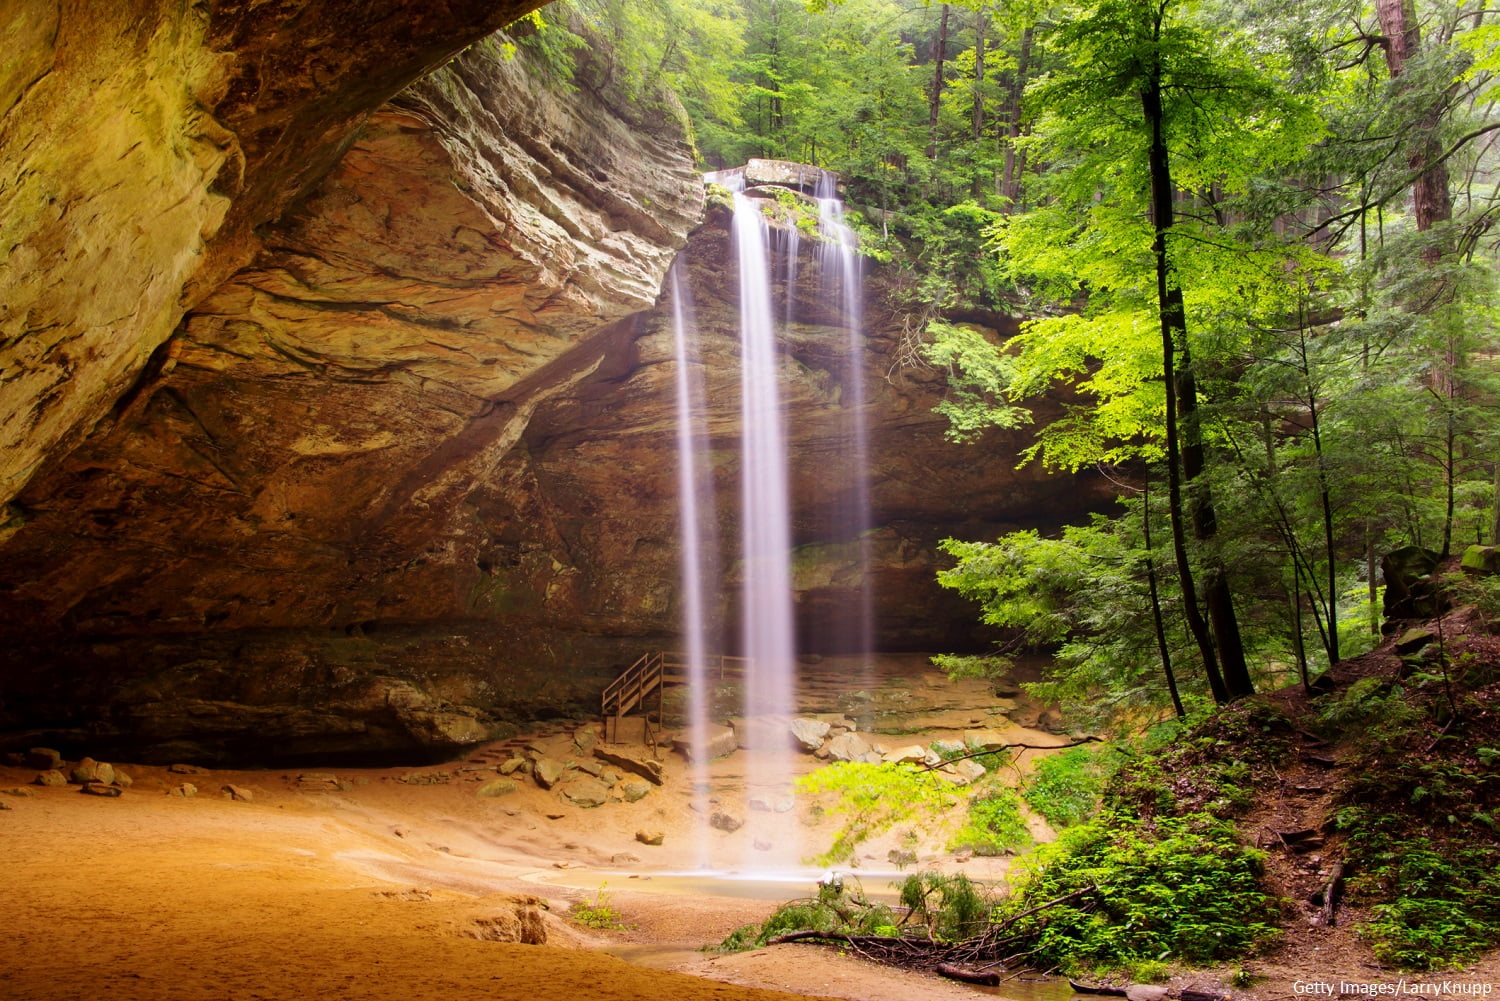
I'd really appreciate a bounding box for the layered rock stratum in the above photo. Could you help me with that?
[0,16,1107,763]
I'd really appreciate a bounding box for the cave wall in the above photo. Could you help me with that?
[0,0,547,512]
[0,11,1112,765]
[0,36,705,763]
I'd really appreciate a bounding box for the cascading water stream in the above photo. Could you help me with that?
[679,163,873,870]
[731,189,798,829]
[812,172,875,684]
[667,259,716,871]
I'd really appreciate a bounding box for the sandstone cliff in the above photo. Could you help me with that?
[0,23,1107,764]
[0,0,546,512]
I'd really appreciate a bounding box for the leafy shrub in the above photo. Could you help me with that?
[1337,801,1500,968]
[718,879,898,950]
[568,883,629,930]
[796,762,956,866]
[949,788,1031,856]
[1314,676,1422,742]
[899,871,999,941]
[1025,744,1117,828]
[1000,811,1279,972]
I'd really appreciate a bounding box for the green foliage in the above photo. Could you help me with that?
[1337,808,1500,969]
[718,877,899,950]
[1109,699,1295,819]
[898,871,1000,941]
[1312,677,1423,744]
[568,883,629,930]
[948,787,1032,856]
[1001,811,1279,971]
[795,762,956,866]
[1024,744,1118,829]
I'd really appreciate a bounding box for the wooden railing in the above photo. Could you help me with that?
[600,652,749,744]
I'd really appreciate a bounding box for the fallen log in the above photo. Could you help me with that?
[1179,989,1229,1001]
[1070,981,1128,996]
[937,964,1002,986]
[1318,862,1346,927]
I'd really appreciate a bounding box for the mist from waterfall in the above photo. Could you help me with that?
[668,259,716,871]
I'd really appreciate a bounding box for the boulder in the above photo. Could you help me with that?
[80,781,122,797]
[635,829,664,846]
[620,780,650,803]
[572,759,603,777]
[1395,627,1436,655]
[961,729,1009,752]
[824,733,872,763]
[70,758,115,785]
[1382,545,1444,621]
[672,724,739,762]
[478,779,517,798]
[113,770,133,789]
[172,783,197,797]
[572,726,599,754]
[498,757,528,776]
[882,745,928,765]
[532,758,566,790]
[296,773,341,792]
[790,717,831,751]
[1462,544,1500,576]
[612,852,641,865]
[222,784,254,802]
[32,770,66,787]
[593,748,663,786]
[729,716,794,752]
[169,763,209,775]
[560,778,609,808]
[930,739,965,756]
[710,810,744,833]
[953,759,988,784]
[26,748,62,771]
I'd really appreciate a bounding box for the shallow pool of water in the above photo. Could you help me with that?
[533,867,911,903]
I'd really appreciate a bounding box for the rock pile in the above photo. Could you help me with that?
[20,748,134,796]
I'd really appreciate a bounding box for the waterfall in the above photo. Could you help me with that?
[732,190,797,749]
[679,162,872,870]
[668,259,715,871]
[813,172,876,683]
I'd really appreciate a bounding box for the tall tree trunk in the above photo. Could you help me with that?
[928,4,951,160]
[1375,0,1454,259]
[1000,25,1032,210]
[1143,477,1186,718]
[971,9,987,196]
[1142,50,1254,701]
[1142,69,1229,705]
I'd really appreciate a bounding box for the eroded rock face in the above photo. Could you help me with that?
[0,0,546,509]
[0,42,703,763]
[0,41,1107,764]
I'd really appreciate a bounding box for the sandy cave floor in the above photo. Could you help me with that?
[5,656,1497,1001]
[1,658,1053,1001]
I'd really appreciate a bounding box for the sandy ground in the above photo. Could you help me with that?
[2,659,1055,1001]
[11,657,1488,1001]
